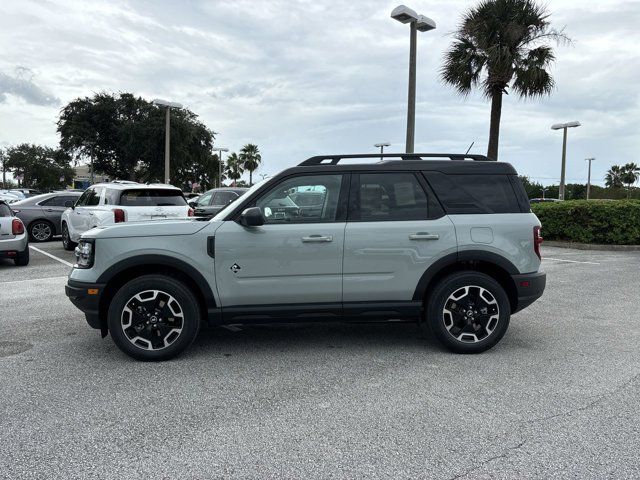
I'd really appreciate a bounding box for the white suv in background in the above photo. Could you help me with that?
[61,181,193,250]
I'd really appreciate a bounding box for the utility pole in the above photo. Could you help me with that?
[551,121,580,201]
[213,147,229,188]
[152,99,183,185]
[542,187,548,200]
[585,157,595,200]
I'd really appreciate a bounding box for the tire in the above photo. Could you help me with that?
[14,246,29,266]
[62,222,76,251]
[107,275,201,361]
[29,220,54,242]
[425,271,510,354]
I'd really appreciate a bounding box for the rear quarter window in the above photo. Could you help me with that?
[424,172,524,214]
[0,203,12,216]
[119,189,187,207]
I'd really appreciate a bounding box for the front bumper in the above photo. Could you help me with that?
[65,279,105,331]
[511,271,546,313]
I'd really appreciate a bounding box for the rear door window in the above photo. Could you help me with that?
[213,191,239,206]
[351,172,430,222]
[424,173,523,214]
[119,189,187,207]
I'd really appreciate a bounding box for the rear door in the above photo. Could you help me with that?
[70,187,98,236]
[118,188,189,221]
[343,172,457,306]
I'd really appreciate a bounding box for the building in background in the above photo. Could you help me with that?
[73,164,109,189]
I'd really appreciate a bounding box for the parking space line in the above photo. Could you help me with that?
[1,275,68,285]
[29,246,74,267]
[543,257,600,265]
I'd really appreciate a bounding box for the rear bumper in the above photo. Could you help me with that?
[511,271,546,313]
[0,235,28,256]
[65,279,105,330]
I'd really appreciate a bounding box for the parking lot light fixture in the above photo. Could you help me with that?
[551,121,581,200]
[374,142,391,161]
[152,99,183,185]
[213,147,229,188]
[391,5,436,154]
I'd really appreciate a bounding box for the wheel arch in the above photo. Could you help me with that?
[97,255,216,336]
[414,251,519,314]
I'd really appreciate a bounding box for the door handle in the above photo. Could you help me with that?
[301,235,333,243]
[409,232,439,240]
[45,208,54,212]
[88,212,94,216]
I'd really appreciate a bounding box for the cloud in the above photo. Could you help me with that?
[0,67,59,106]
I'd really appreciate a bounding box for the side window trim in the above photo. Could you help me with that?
[417,172,445,219]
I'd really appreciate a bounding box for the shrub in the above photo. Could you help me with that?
[531,200,640,245]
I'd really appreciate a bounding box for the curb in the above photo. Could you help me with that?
[544,241,640,252]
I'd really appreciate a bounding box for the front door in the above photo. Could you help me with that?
[214,173,348,320]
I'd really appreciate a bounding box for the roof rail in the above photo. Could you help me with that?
[298,153,492,166]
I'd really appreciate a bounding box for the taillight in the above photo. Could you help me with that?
[187,207,194,217]
[533,226,543,260]
[12,218,24,235]
[113,208,125,223]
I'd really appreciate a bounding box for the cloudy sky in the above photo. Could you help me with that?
[0,0,638,185]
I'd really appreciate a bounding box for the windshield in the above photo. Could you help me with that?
[212,180,265,221]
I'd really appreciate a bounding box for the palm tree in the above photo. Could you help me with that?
[621,163,640,198]
[224,152,243,187]
[239,143,262,186]
[441,0,569,160]
[605,165,624,189]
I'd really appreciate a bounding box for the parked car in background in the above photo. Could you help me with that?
[529,198,561,204]
[10,188,41,198]
[11,192,82,242]
[187,194,200,208]
[0,192,20,203]
[0,200,29,266]
[61,181,193,250]
[193,187,248,218]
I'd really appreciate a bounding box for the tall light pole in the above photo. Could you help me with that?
[551,121,581,200]
[374,142,391,162]
[153,99,183,184]
[213,147,228,188]
[585,157,595,200]
[391,5,436,154]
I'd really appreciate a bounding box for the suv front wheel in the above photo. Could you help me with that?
[107,275,201,361]
[426,271,510,354]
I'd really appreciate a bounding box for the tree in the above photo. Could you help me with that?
[0,148,7,188]
[621,163,640,198]
[441,0,569,160]
[57,92,218,189]
[605,165,624,189]
[239,143,262,186]
[5,144,74,191]
[224,153,243,187]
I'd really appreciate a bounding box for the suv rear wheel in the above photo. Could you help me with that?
[425,271,510,353]
[107,275,201,361]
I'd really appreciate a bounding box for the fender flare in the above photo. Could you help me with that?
[96,254,216,307]
[412,250,519,302]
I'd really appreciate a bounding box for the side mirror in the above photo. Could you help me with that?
[65,200,75,208]
[239,207,264,227]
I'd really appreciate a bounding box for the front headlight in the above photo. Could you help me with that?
[74,240,95,269]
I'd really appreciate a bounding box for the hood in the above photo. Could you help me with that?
[83,218,221,239]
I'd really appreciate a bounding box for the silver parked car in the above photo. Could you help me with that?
[11,192,82,242]
[66,152,546,361]
[0,201,29,266]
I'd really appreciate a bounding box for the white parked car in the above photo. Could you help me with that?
[61,181,193,251]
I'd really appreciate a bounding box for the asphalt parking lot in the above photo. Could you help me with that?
[1,242,639,479]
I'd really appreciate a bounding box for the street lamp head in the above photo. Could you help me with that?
[374,142,391,148]
[551,121,581,130]
[152,98,183,109]
[391,5,418,23]
[215,147,229,153]
[415,15,436,32]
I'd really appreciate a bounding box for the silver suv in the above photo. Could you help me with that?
[65,153,546,361]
